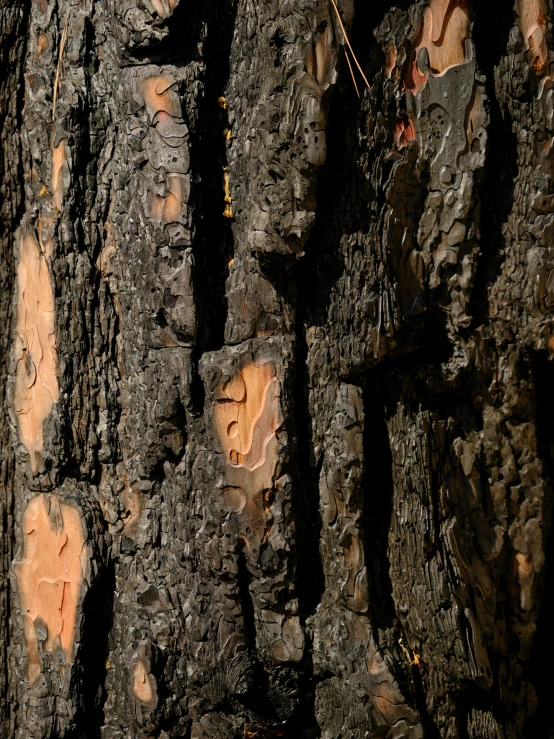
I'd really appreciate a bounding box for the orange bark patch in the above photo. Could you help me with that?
[51,139,66,211]
[384,43,398,79]
[13,232,59,474]
[150,173,187,223]
[13,495,86,684]
[121,479,143,537]
[215,362,279,471]
[214,361,282,556]
[466,85,486,151]
[515,550,535,610]
[223,168,233,219]
[395,117,416,148]
[306,22,333,86]
[151,0,179,19]
[518,0,548,73]
[405,0,470,94]
[133,658,157,705]
[141,75,181,120]
[36,31,48,56]
[342,532,367,612]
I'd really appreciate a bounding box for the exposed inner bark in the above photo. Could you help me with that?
[13,494,86,684]
[13,232,58,475]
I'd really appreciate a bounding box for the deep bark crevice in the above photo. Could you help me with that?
[290,293,323,739]
[191,1,237,351]
[410,664,442,739]
[291,309,325,620]
[469,0,518,328]
[236,549,257,664]
[75,557,116,739]
[525,351,554,737]
[361,375,396,630]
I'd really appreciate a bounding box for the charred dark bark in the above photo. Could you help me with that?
[1,1,554,737]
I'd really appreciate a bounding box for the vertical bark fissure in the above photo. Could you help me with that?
[191,0,237,351]
[470,1,518,326]
[361,375,396,630]
[525,351,554,736]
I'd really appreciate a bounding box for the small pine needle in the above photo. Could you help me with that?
[52,7,71,121]
[344,47,360,98]
[330,0,371,92]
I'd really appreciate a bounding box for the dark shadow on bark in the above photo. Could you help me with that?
[233,549,313,736]
[121,0,203,67]
[469,0,517,327]
[237,549,257,659]
[190,348,206,417]
[369,369,445,739]
[411,665,442,739]
[191,0,237,350]
[292,306,325,621]
[287,294,324,739]
[74,557,116,738]
[525,351,554,737]
[362,375,396,630]
[235,551,289,731]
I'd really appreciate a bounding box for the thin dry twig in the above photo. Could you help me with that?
[330,0,371,92]
[52,7,71,121]
[344,46,360,98]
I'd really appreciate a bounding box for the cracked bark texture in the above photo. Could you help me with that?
[1,0,554,737]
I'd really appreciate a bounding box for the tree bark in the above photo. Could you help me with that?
[1,0,554,737]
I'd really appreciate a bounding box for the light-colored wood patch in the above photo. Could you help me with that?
[465,85,487,151]
[13,232,59,474]
[121,478,143,537]
[133,658,157,705]
[214,362,282,553]
[141,75,181,120]
[515,550,535,611]
[223,168,233,219]
[306,23,333,87]
[13,495,86,684]
[518,0,548,73]
[384,43,398,79]
[51,139,67,211]
[142,76,187,223]
[405,0,470,94]
[395,117,416,148]
[150,172,187,223]
[151,0,179,19]
[215,362,279,471]
[36,31,48,56]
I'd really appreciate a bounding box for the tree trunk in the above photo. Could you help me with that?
[1,0,554,736]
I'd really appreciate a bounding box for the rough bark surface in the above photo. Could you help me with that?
[1,0,554,737]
